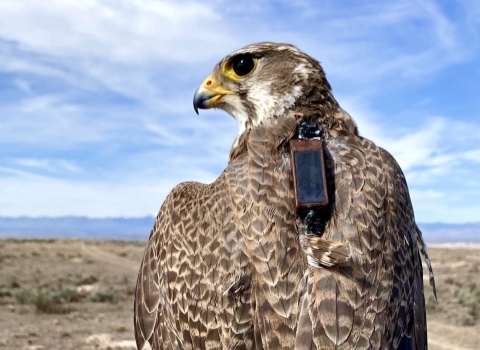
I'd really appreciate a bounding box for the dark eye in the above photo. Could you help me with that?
[231,54,255,76]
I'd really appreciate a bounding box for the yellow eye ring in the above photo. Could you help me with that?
[222,54,258,80]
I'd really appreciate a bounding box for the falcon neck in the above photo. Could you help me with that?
[292,86,358,137]
[292,82,339,120]
[228,86,357,162]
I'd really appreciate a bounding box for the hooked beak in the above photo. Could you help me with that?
[193,75,233,114]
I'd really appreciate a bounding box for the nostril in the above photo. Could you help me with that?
[206,80,212,86]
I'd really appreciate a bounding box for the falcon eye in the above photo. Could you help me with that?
[231,54,255,77]
[222,53,258,80]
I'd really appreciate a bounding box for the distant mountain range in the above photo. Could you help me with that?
[417,222,480,243]
[0,216,155,241]
[0,216,479,243]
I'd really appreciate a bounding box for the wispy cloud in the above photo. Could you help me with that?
[0,0,235,64]
[12,158,82,173]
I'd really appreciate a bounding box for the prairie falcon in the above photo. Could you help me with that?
[134,42,436,350]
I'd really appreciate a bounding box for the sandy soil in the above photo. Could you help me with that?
[0,239,479,350]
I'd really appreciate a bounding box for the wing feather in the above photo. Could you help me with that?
[134,173,254,350]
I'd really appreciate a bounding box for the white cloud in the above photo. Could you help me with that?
[0,171,169,217]
[19,94,70,113]
[0,101,120,146]
[0,0,475,98]
[12,158,82,173]
[12,78,32,93]
[410,189,445,200]
[462,150,480,163]
[339,99,444,170]
[0,154,219,217]
[0,0,235,65]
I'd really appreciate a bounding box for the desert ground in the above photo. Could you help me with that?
[0,239,479,350]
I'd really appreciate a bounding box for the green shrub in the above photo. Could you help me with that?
[75,275,98,286]
[14,286,78,313]
[14,289,32,304]
[91,290,118,303]
[0,253,15,262]
[57,287,79,302]
[453,282,480,326]
[30,288,56,312]
[453,283,478,307]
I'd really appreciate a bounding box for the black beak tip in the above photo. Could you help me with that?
[193,92,201,115]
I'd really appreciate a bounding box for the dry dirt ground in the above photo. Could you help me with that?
[0,239,479,350]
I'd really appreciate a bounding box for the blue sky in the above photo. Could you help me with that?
[0,0,479,223]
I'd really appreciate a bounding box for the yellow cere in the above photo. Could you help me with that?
[201,75,233,95]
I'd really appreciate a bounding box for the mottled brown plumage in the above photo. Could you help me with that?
[134,42,435,350]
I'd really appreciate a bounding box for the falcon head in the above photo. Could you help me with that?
[193,42,336,134]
